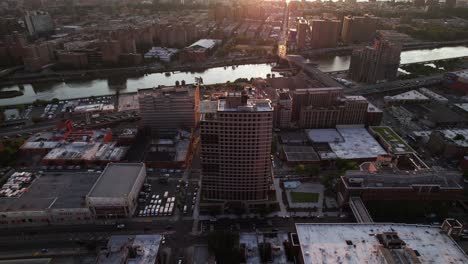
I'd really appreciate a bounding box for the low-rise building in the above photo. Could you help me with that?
[338,169,463,207]
[180,39,221,62]
[0,172,97,227]
[86,163,146,219]
[97,235,161,264]
[294,223,468,264]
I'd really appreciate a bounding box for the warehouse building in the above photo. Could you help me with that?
[86,163,146,219]
[0,171,97,227]
[294,223,468,264]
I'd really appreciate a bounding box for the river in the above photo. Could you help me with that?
[1,46,468,106]
[315,46,468,72]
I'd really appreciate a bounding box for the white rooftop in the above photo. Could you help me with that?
[455,103,468,113]
[295,223,468,264]
[384,90,429,102]
[188,39,221,50]
[440,128,468,147]
[329,127,387,160]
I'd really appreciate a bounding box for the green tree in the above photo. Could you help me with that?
[295,164,305,174]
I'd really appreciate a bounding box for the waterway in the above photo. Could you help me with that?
[315,46,468,72]
[1,46,468,106]
[0,64,276,106]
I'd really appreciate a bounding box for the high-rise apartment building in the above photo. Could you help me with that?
[24,11,54,37]
[138,86,198,136]
[413,0,426,7]
[341,15,378,44]
[291,87,370,128]
[446,0,457,8]
[296,19,308,50]
[348,35,402,84]
[199,92,274,212]
[309,19,341,49]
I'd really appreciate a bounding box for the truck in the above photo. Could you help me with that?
[163,191,169,198]
[183,205,188,215]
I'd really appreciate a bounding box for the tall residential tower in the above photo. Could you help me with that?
[199,92,275,213]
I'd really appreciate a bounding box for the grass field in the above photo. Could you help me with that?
[290,192,319,203]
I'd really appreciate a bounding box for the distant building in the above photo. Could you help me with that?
[296,19,308,50]
[57,51,89,69]
[348,36,402,84]
[341,15,378,44]
[427,129,468,160]
[273,89,293,129]
[309,19,341,49]
[446,0,457,8]
[444,70,468,94]
[24,11,54,37]
[413,0,426,6]
[144,47,179,62]
[291,87,372,128]
[138,86,198,136]
[180,39,221,62]
[199,92,276,213]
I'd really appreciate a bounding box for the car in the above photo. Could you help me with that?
[41,248,48,253]
[116,224,125,229]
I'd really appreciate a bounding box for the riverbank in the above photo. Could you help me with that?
[302,39,468,58]
[0,56,276,87]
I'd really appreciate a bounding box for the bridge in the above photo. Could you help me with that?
[349,197,374,223]
[286,55,345,88]
[346,74,444,95]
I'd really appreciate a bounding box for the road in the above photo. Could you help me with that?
[346,74,444,95]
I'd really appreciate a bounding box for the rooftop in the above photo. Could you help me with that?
[295,223,468,264]
[188,39,221,50]
[344,169,462,188]
[439,128,468,147]
[43,142,128,161]
[97,234,161,264]
[305,129,343,143]
[328,127,387,160]
[87,163,145,198]
[218,98,273,112]
[138,86,194,98]
[384,90,429,102]
[282,145,320,162]
[0,172,98,212]
[455,103,468,113]
[370,126,414,154]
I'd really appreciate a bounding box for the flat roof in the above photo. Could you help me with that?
[384,90,429,101]
[439,128,468,147]
[370,126,414,154]
[305,129,344,143]
[455,103,468,113]
[344,169,462,188]
[329,127,387,160]
[218,99,273,112]
[87,163,144,198]
[98,234,161,264]
[295,223,468,264]
[282,145,320,162]
[0,172,98,212]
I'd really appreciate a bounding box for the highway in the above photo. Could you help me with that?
[346,74,444,95]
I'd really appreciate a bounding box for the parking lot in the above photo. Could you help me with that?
[135,168,199,219]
